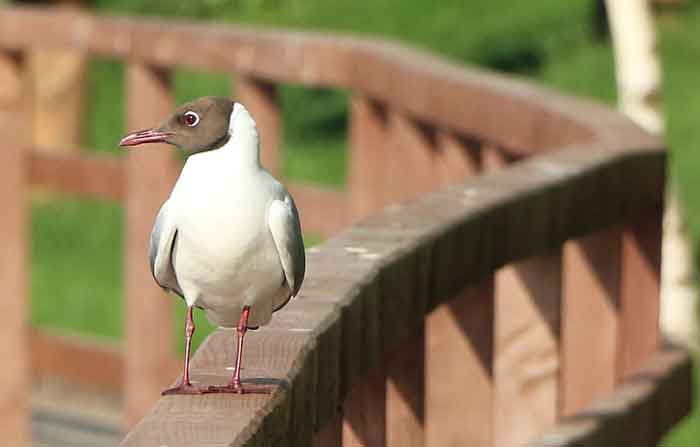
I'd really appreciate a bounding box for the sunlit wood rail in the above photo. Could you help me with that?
[0,5,692,447]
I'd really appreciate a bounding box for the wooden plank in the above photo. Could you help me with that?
[386,328,425,447]
[235,76,281,176]
[121,327,321,447]
[426,281,494,447]
[29,150,124,200]
[494,251,562,446]
[124,63,177,428]
[435,131,480,185]
[348,95,388,221]
[342,369,387,447]
[618,208,662,380]
[0,50,29,447]
[560,228,620,416]
[384,111,438,205]
[31,329,123,391]
[287,182,348,237]
[28,45,85,152]
[30,329,181,393]
[313,413,342,447]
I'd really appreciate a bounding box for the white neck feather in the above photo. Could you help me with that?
[221,103,261,171]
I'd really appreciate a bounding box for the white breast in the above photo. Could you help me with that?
[169,144,287,327]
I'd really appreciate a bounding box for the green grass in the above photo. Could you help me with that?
[31,196,123,338]
[28,0,700,440]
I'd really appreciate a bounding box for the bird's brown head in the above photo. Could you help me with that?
[119,96,234,153]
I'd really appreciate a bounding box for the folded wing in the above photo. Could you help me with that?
[149,200,184,297]
[268,194,306,298]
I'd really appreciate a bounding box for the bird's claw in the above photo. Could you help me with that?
[162,383,206,395]
[207,383,276,395]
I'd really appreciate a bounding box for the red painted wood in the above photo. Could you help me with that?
[618,208,662,380]
[0,50,29,447]
[426,282,494,447]
[561,228,620,416]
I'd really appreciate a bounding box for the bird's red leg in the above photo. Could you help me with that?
[208,306,275,394]
[230,306,249,389]
[162,306,205,395]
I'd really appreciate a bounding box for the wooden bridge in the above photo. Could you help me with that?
[0,6,692,447]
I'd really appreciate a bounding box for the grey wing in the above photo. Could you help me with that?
[268,194,306,298]
[149,200,184,297]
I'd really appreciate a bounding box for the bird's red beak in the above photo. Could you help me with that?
[119,129,173,147]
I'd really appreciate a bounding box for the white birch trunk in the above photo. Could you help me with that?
[606,0,698,350]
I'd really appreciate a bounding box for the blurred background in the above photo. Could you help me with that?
[3,0,698,445]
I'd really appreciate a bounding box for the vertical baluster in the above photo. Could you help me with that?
[0,50,29,447]
[485,147,562,446]
[434,132,480,186]
[561,229,620,416]
[384,112,437,205]
[618,208,662,380]
[313,413,343,447]
[386,326,425,447]
[342,369,387,446]
[426,133,491,446]
[426,282,494,447]
[124,63,176,427]
[236,76,281,176]
[349,95,388,221]
[493,253,562,446]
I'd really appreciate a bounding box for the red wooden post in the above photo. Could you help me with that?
[386,327,425,447]
[349,95,388,221]
[342,369,387,446]
[313,413,343,447]
[236,76,281,176]
[435,131,479,186]
[493,252,562,446]
[0,50,29,447]
[618,208,662,380]
[426,282,494,447]
[561,228,620,416]
[383,111,437,205]
[124,63,176,427]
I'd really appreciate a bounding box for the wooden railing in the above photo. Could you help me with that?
[0,5,692,447]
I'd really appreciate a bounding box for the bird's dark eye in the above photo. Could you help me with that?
[182,111,200,127]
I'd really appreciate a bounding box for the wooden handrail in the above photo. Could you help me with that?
[121,142,668,445]
[0,6,656,156]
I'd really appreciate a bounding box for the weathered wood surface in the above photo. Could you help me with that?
[0,50,29,447]
[121,140,667,446]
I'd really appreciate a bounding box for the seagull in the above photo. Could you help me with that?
[119,97,305,395]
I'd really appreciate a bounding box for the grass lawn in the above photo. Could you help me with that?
[27,0,698,441]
